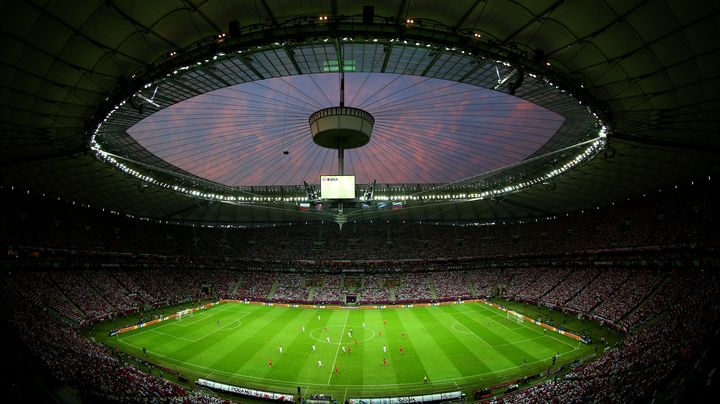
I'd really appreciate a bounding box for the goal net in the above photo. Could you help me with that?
[177,308,193,320]
[506,310,523,324]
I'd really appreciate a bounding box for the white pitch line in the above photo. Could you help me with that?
[444,311,494,349]
[123,312,249,344]
[149,329,197,342]
[328,310,349,385]
[492,335,545,348]
[117,336,583,389]
[475,304,578,349]
[190,312,251,342]
[477,308,525,331]
[172,309,229,328]
[117,303,587,391]
[449,312,565,349]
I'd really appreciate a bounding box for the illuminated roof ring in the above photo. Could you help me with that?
[90,30,607,205]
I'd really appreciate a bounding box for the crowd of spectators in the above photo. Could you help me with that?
[432,271,473,300]
[50,271,116,320]
[0,179,717,401]
[539,268,597,308]
[202,270,241,300]
[566,270,630,314]
[342,276,361,293]
[395,272,433,302]
[2,178,718,263]
[3,269,222,324]
[489,268,719,403]
[235,272,274,300]
[1,261,716,402]
[2,263,709,332]
[593,270,665,321]
[311,275,343,304]
[271,273,308,302]
[359,275,392,303]
[112,270,158,307]
[620,269,695,329]
[501,268,542,299]
[115,269,210,308]
[0,276,191,402]
[83,270,138,313]
[15,271,86,323]
[468,269,512,298]
[513,268,570,302]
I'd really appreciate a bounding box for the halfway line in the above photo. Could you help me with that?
[328,311,349,384]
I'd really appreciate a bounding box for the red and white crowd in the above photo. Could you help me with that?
[0,179,717,401]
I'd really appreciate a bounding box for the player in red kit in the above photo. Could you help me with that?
[399,345,403,354]
[268,359,272,367]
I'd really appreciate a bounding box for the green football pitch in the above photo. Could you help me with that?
[108,302,591,399]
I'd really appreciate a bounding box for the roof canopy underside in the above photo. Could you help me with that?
[0,0,718,224]
[96,41,595,188]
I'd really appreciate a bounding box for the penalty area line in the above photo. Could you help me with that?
[444,311,494,349]
[190,312,251,342]
[476,304,579,349]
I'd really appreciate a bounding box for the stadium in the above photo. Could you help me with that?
[1,0,718,403]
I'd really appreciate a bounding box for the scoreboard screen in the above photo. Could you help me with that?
[320,175,355,199]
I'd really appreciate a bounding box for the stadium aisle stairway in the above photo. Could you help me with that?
[465,272,479,298]
[267,278,279,300]
[620,273,671,325]
[428,273,438,300]
[230,274,244,297]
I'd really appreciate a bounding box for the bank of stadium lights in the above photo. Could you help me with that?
[93,136,604,206]
[92,36,608,206]
[372,133,606,202]
[599,125,608,138]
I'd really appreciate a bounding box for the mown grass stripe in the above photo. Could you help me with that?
[107,302,602,397]
[404,307,467,382]
[420,307,494,378]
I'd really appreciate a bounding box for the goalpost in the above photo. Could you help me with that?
[177,308,193,320]
[506,310,523,324]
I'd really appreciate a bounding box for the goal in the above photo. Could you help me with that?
[177,308,193,320]
[506,310,523,324]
